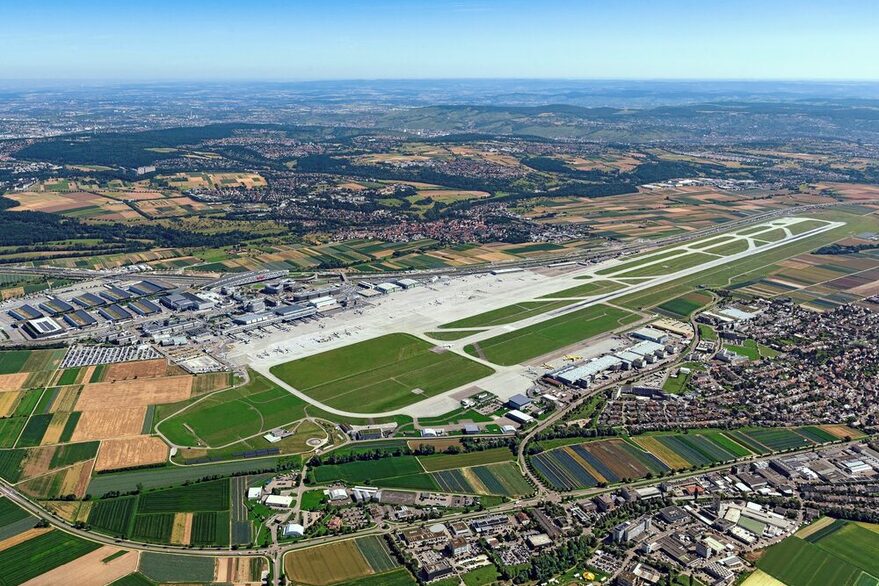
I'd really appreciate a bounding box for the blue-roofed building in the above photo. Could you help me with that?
[7,304,43,321]
[38,297,74,316]
[507,393,532,410]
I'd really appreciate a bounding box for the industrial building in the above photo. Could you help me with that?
[631,326,669,344]
[22,316,65,338]
[506,409,534,424]
[375,282,401,294]
[309,296,339,312]
[8,304,42,321]
[38,297,74,316]
[98,304,133,322]
[99,286,133,303]
[160,291,214,311]
[63,309,98,328]
[73,292,107,309]
[127,279,173,296]
[507,393,532,410]
[128,298,162,316]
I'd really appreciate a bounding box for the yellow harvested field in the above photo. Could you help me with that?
[22,546,138,586]
[741,569,787,586]
[19,460,94,499]
[0,391,21,417]
[284,540,373,586]
[39,500,83,523]
[40,412,72,445]
[795,516,835,538]
[0,527,52,553]
[461,467,488,495]
[49,385,81,413]
[0,373,29,392]
[71,407,146,441]
[215,557,265,584]
[102,358,169,381]
[20,446,56,480]
[75,376,192,411]
[95,436,169,472]
[406,438,461,451]
[170,512,193,545]
[818,424,863,439]
[633,436,691,469]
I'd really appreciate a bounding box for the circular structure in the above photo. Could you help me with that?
[306,437,325,447]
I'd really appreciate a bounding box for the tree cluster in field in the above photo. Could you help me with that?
[815,242,879,255]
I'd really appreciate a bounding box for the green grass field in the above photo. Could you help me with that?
[425,330,486,341]
[312,456,424,484]
[439,300,573,328]
[270,333,494,412]
[158,372,309,446]
[538,279,626,299]
[465,304,638,365]
[614,251,717,278]
[757,535,869,586]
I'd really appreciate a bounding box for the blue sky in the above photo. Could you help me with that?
[0,0,877,80]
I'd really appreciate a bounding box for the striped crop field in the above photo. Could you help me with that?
[531,426,853,491]
[431,462,532,497]
[530,438,668,491]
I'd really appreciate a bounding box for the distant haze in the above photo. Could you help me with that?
[0,0,877,81]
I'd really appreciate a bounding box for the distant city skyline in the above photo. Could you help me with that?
[1,0,877,81]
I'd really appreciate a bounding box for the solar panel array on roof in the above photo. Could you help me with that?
[98,304,133,321]
[23,317,64,338]
[128,298,161,315]
[128,281,163,296]
[100,286,133,302]
[63,309,98,328]
[38,298,74,316]
[7,304,43,321]
[73,292,106,308]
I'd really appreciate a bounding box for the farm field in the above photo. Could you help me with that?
[138,552,216,583]
[432,462,533,497]
[312,451,531,497]
[417,447,513,472]
[0,528,101,586]
[269,333,494,412]
[439,300,573,328]
[531,426,852,491]
[284,536,401,586]
[87,479,231,545]
[465,304,639,366]
[756,523,879,586]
